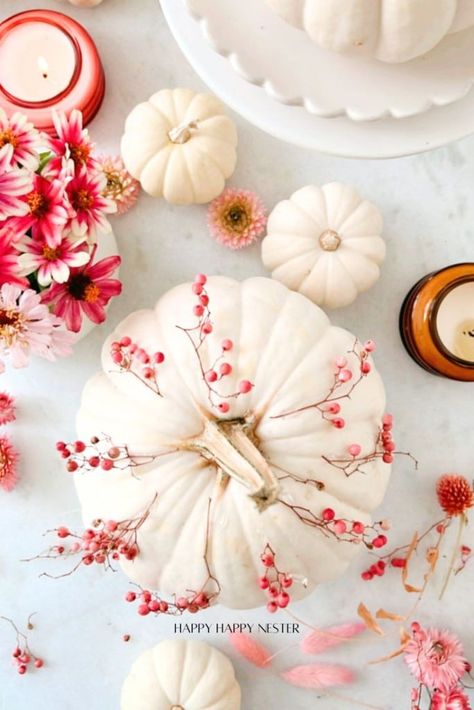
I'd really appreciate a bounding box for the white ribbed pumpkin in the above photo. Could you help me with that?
[121,640,241,710]
[121,89,238,205]
[262,183,385,309]
[76,276,389,609]
[266,0,474,63]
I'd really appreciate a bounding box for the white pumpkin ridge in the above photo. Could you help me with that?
[76,276,390,609]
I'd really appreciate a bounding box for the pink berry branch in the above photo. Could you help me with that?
[110,336,165,396]
[56,435,176,476]
[24,495,157,579]
[124,498,221,618]
[259,544,296,614]
[176,274,254,414]
[0,614,44,675]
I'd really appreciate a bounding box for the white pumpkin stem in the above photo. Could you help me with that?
[168,120,199,144]
[187,419,279,512]
[319,229,341,252]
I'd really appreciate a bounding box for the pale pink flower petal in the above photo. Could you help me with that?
[208,188,267,250]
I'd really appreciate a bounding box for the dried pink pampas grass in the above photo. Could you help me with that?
[301,622,366,655]
[229,632,272,668]
[281,663,355,688]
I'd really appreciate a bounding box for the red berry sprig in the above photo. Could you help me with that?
[110,336,165,395]
[1,616,44,676]
[258,544,293,613]
[124,584,218,617]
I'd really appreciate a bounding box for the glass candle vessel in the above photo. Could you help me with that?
[0,9,105,135]
[400,263,474,382]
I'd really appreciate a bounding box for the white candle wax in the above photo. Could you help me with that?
[436,282,474,363]
[0,21,76,103]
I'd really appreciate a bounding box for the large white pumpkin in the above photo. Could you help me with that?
[266,0,474,63]
[76,277,390,609]
[121,89,238,205]
[261,183,385,309]
[121,639,241,710]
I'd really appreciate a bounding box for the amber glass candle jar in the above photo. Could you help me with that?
[400,263,474,382]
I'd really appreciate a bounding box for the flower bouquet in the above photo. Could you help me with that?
[0,109,139,372]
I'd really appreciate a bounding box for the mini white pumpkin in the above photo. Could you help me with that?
[261,183,385,309]
[266,0,474,63]
[121,639,241,710]
[121,89,238,205]
[76,276,390,609]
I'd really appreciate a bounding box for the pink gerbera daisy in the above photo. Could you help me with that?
[431,687,472,710]
[0,146,32,221]
[46,110,98,176]
[0,434,19,491]
[0,109,41,171]
[207,188,267,250]
[66,166,116,241]
[0,392,16,425]
[17,234,90,286]
[404,625,468,692]
[0,283,74,372]
[0,229,27,287]
[42,251,121,333]
[7,173,71,247]
[96,155,140,215]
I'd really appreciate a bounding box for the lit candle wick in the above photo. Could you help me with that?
[38,56,49,79]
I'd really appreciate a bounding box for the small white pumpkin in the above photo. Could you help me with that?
[121,89,238,205]
[121,639,241,710]
[266,0,474,63]
[76,276,390,610]
[261,183,385,309]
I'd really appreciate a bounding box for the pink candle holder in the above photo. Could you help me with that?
[0,9,105,135]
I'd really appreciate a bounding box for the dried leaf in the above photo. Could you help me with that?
[301,622,366,655]
[402,532,423,593]
[228,632,272,668]
[426,547,439,568]
[281,663,355,689]
[357,603,384,636]
[375,609,405,622]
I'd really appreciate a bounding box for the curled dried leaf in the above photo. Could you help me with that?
[375,609,405,622]
[357,603,384,636]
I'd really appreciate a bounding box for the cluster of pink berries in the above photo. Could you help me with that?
[183,274,253,414]
[56,436,127,474]
[360,555,406,582]
[378,413,395,464]
[111,336,165,393]
[320,507,390,550]
[258,545,293,614]
[125,587,213,617]
[12,645,43,675]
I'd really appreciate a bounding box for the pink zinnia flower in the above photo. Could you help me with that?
[0,229,27,288]
[0,109,41,171]
[66,166,116,241]
[96,155,140,215]
[7,173,71,248]
[17,235,90,286]
[0,146,32,221]
[208,188,267,249]
[46,110,98,176]
[404,625,468,692]
[0,283,74,372]
[0,434,19,491]
[0,392,16,425]
[431,687,472,710]
[42,252,121,333]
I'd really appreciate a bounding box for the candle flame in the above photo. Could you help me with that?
[38,56,49,78]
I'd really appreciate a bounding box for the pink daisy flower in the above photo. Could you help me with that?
[0,392,16,425]
[0,229,27,288]
[66,166,117,241]
[404,625,468,692]
[46,110,98,176]
[431,687,472,710]
[7,173,71,248]
[0,434,19,491]
[17,235,90,286]
[42,251,121,333]
[0,283,74,372]
[207,188,267,250]
[96,155,140,215]
[0,146,32,221]
[0,109,41,171]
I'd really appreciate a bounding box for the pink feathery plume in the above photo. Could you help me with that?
[281,663,355,688]
[301,622,366,655]
[229,632,272,668]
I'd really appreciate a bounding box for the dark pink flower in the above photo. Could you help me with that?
[46,110,98,176]
[0,229,27,287]
[42,252,121,333]
[0,146,32,221]
[7,173,70,247]
[431,687,472,710]
[0,434,19,492]
[404,625,468,692]
[0,392,16,425]
[66,166,116,241]
[0,109,41,170]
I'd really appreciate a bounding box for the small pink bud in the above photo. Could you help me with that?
[222,339,233,351]
[137,604,150,616]
[332,417,345,429]
[277,592,290,608]
[120,336,132,347]
[218,402,230,413]
[361,362,371,374]
[261,554,274,567]
[327,402,341,414]
[338,369,352,383]
[192,283,203,295]
[348,444,361,457]
[239,380,253,394]
[364,340,376,352]
[57,526,70,539]
[267,601,278,614]
[34,659,44,669]
[205,370,218,383]
[154,352,165,364]
[322,508,335,521]
[202,321,213,334]
[219,362,232,376]
[195,274,207,285]
[112,351,123,364]
[335,356,347,368]
[352,521,365,534]
[382,453,393,464]
[333,520,347,535]
[193,304,204,317]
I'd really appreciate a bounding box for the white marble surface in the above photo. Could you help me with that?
[1,1,473,709]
